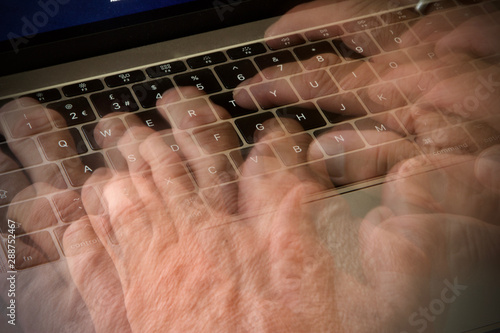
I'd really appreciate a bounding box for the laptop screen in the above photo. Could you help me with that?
[0,0,197,41]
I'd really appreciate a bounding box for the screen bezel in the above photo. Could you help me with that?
[0,0,307,76]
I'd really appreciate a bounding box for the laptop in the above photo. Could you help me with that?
[0,0,499,331]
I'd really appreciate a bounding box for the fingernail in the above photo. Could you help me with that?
[476,147,500,188]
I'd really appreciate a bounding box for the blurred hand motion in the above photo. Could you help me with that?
[1,0,499,332]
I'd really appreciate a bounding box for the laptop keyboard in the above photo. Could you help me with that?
[1,0,500,270]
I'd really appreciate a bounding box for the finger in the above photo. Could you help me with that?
[475,145,500,193]
[265,0,386,37]
[434,12,500,59]
[62,219,132,333]
[165,93,243,216]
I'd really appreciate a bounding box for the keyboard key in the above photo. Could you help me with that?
[369,51,420,80]
[82,118,127,150]
[380,8,420,23]
[230,144,281,176]
[416,126,478,157]
[333,32,381,59]
[105,70,146,87]
[21,88,61,104]
[0,164,67,206]
[314,123,365,156]
[62,79,104,97]
[227,42,267,59]
[91,88,139,117]
[167,98,217,130]
[356,83,408,113]
[1,138,42,173]
[215,60,261,89]
[294,42,341,70]
[235,112,284,144]
[409,15,453,42]
[192,122,242,154]
[125,109,171,137]
[187,154,237,188]
[276,103,327,133]
[54,219,104,257]
[255,51,302,79]
[3,105,52,138]
[52,189,90,222]
[47,97,96,127]
[290,70,339,100]
[187,52,227,69]
[344,16,383,32]
[146,61,187,78]
[420,0,457,14]
[305,25,343,41]
[0,198,57,235]
[249,79,299,109]
[355,114,407,145]
[446,5,486,26]
[370,23,419,52]
[133,78,178,108]
[174,69,222,97]
[317,93,367,124]
[38,128,88,160]
[407,44,448,71]
[266,34,305,50]
[395,105,448,135]
[272,133,322,166]
[330,61,378,90]
[209,91,258,119]
[8,231,60,269]
[465,118,500,149]
[62,153,108,187]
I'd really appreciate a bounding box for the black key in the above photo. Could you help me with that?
[266,34,306,50]
[105,70,146,87]
[187,52,227,69]
[62,153,108,187]
[209,91,258,119]
[91,88,139,117]
[125,109,171,132]
[317,93,367,124]
[48,97,96,127]
[133,79,177,108]
[0,164,67,206]
[293,41,341,69]
[174,69,222,97]
[254,50,302,79]
[235,112,284,144]
[380,8,420,24]
[227,43,267,59]
[62,79,104,97]
[22,88,61,104]
[305,25,344,41]
[343,16,383,33]
[276,103,326,133]
[82,118,127,150]
[146,61,187,78]
[214,60,260,89]
[38,128,88,160]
